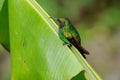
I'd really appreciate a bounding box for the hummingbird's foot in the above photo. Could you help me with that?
[63,43,72,47]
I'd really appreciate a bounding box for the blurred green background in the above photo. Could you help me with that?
[0,0,120,80]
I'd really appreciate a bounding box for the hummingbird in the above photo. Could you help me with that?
[51,17,89,59]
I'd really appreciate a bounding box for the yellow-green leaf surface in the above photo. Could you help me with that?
[8,0,101,80]
[9,0,82,80]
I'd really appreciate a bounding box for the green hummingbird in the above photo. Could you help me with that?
[51,17,89,58]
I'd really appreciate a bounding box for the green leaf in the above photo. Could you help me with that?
[8,0,101,80]
[0,0,9,51]
[0,0,5,11]
[9,0,83,80]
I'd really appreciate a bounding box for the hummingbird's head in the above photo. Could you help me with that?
[50,17,70,28]
[57,17,70,28]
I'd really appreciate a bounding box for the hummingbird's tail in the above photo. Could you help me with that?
[77,45,90,55]
[66,37,90,59]
[75,44,90,59]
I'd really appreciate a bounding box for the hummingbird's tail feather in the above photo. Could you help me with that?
[67,37,89,59]
[77,45,90,55]
[77,46,86,58]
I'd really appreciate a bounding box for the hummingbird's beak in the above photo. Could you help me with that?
[50,17,58,21]
[50,17,62,28]
[49,17,61,23]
